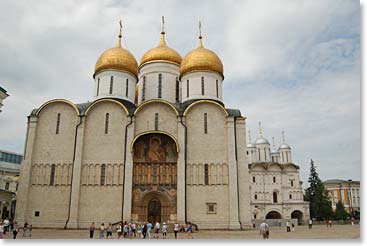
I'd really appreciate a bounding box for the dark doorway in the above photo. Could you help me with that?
[266,211,282,219]
[291,210,304,225]
[148,199,161,223]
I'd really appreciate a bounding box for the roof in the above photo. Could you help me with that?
[324,179,360,184]
[0,86,8,95]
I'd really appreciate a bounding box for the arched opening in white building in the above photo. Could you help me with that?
[291,210,304,225]
[265,211,282,219]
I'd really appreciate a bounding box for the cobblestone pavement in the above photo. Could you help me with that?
[2,224,360,240]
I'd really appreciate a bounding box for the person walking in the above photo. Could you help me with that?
[154,221,160,239]
[22,221,28,237]
[173,222,179,239]
[142,222,147,239]
[29,224,32,237]
[12,221,19,239]
[286,221,291,232]
[186,222,193,239]
[259,221,269,239]
[117,223,122,239]
[147,221,153,239]
[132,223,136,238]
[3,218,9,235]
[291,222,295,232]
[351,217,355,226]
[99,223,105,239]
[89,222,96,239]
[123,222,128,238]
[106,223,113,239]
[162,222,168,239]
[308,219,313,229]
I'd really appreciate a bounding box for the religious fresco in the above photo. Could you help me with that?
[131,133,178,223]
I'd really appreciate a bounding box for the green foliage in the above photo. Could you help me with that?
[305,159,333,220]
[334,201,349,220]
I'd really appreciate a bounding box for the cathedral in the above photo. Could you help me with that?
[15,20,309,229]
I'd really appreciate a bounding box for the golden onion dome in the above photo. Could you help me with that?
[140,31,182,68]
[94,29,138,78]
[180,35,223,78]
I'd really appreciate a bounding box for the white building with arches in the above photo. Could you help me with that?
[15,20,308,229]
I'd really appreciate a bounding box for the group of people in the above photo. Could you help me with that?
[89,221,194,239]
[0,218,31,239]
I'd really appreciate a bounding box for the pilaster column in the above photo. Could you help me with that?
[15,116,38,225]
[226,117,240,229]
[68,117,85,228]
[177,116,186,223]
[123,116,135,222]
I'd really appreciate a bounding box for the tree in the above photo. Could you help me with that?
[334,201,349,220]
[304,159,333,220]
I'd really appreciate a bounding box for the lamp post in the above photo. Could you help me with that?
[347,179,353,218]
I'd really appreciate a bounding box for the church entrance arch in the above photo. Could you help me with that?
[131,132,178,223]
[291,210,304,225]
[266,211,282,219]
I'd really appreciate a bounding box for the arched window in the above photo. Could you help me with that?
[97,78,100,96]
[158,73,162,98]
[204,164,209,185]
[254,194,258,200]
[100,164,106,185]
[109,76,114,94]
[204,113,208,134]
[253,176,256,183]
[273,176,276,183]
[289,194,292,199]
[187,80,189,98]
[56,113,61,134]
[216,79,219,98]
[175,77,179,102]
[201,77,205,95]
[50,164,56,185]
[291,180,294,186]
[273,192,278,203]
[105,113,109,134]
[155,113,159,131]
[126,79,129,97]
[142,76,146,101]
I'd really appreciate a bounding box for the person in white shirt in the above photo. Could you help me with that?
[162,222,168,239]
[259,221,269,239]
[154,221,160,239]
[173,222,179,239]
[308,219,313,229]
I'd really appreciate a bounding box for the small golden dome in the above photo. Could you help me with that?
[140,32,182,68]
[94,29,138,78]
[180,36,223,77]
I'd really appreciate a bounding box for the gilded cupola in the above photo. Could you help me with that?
[180,23,223,78]
[139,17,182,68]
[94,21,138,78]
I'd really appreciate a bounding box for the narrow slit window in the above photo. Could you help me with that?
[291,180,294,186]
[201,77,205,95]
[273,176,276,183]
[155,113,159,131]
[204,113,208,134]
[142,76,146,101]
[187,80,189,98]
[175,77,179,102]
[126,79,129,97]
[100,164,106,185]
[253,176,256,183]
[50,164,56,185]
[273,192,278,203]
[97,78,100,96]
[289,194,292,199]
[158,73,162,98]
[56,113,61,134]
[216,79,219,98]
[105,113,109,134]
[255,194,258,200]
[109,76,114,94]
[204,164,209,185]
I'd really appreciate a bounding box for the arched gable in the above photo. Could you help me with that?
[134,99,179,116]
[84,98,129,116]
[183,100,228,117]
[36,99,79,116]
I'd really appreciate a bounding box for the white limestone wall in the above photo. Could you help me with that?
[138,63,180,104]
[26,102,79,227]
[181,71,223,103]
[94,70,137,103]
[78,101,128,225]
[279,149,292,163]
[256,144,271,162]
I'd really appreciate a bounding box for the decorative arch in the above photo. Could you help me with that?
[282,163,299,171]
[35,99,79,117]
[268,163,282,171]
[291,210,304,225]
[134,99,179,116]
[265,210,282,219]
[183,99,228,117]
[130,130,180,153]
[249,163,267,171]
[84,98,129,116]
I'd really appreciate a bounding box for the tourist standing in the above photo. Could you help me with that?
[154,221,160,239]
[99,223,105,239]
[186,222,193,239]
[3,218,9,234]
[107,223,113,239]
[117,223,122,239]
[22,221,28,237]
[29,224,32,237]
[142,222,147,239]
[286,221,291,232]
[162,222,168,239]
[351,217,355,226]
[291,222,295,232]
[259,221,269,239]
[123,222,128,238]
[12,221,19,239]
[329,220,332,228]
[147,221,153,239]
[132,223,136,238]
[174,222,179,239]
[89,222,96,239]
[308,219,313,229]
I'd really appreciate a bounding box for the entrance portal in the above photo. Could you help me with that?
[148,199,161,223]
[131,133,178,222]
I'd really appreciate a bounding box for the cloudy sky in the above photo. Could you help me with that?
[0,0,361,184]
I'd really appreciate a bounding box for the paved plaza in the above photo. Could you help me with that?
[2,224,360,240]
